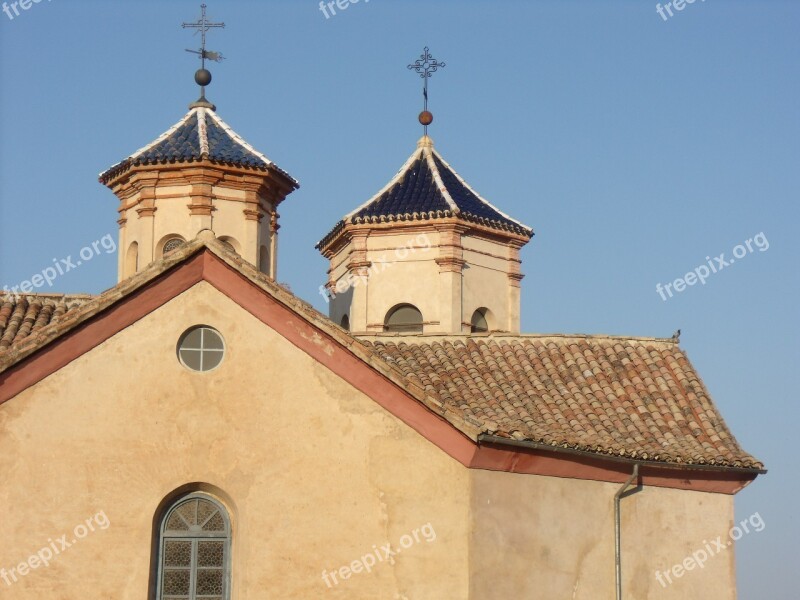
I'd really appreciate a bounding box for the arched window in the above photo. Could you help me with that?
[471,308,490,333]
[157,494,231,600]
[384,304,423,333]
[125,242,139,277]
[163,237,185,256]
[259,245,270,274]
[340,314,350,331]
[218,237,239,254]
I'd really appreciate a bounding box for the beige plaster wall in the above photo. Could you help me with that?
[0,282,469,599]
[469,469,736,600]
[328,228,522,334]
[119,187,272,282]
[329,230,443,333]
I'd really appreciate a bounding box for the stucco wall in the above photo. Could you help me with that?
[469,469,736,600]
[118,184,273,282]
[329,229,444,333]
[0,282,470,599]
[328,228,522,334]
[0,280,741,599]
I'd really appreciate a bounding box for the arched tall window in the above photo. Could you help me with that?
[218,237,239,254]
[471,308,490,333]
[384,304,423,333]
[340,314,350,331]
[259,245,270,274]
[157,494,231,600]
[125,242,139,277]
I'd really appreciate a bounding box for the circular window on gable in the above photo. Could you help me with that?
[177,326,225,372]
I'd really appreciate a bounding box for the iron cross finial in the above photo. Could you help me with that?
[183,4,226,110]
[408,47,446,135]
[183,3,226,70]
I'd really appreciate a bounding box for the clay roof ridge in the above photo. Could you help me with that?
[0,292,94,301]
[360,332,681,346]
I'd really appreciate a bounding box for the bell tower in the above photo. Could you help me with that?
[99,4,298,283]
[317,48,532,336]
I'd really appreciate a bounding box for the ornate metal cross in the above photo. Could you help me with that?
[182,4,226,69]
[407,47,446,134]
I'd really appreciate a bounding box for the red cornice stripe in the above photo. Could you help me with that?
[0,250,757,494]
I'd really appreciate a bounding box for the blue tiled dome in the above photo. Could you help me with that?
[100,107,297,186]
[318,136,532,249]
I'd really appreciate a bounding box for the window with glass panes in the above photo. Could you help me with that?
[177,327,225,372]
[158,495,230,600]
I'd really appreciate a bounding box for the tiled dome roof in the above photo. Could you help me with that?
[99,107,297,186]
[318,136,532,249]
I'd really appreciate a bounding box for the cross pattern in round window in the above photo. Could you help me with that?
[178,326,225,372]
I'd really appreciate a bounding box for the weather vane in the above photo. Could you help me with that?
[407,47,446,135]
[182,4,225,110]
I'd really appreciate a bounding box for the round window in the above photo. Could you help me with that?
[177,326,225,372]
[163,238,185,255]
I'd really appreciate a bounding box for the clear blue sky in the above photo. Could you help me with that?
[1,1,797,596]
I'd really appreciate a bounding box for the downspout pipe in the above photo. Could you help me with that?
[615,463,639,600]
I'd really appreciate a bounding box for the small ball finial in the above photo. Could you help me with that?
[195,68,212,87]
[419,111,434,126]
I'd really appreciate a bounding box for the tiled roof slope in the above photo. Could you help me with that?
[99,107,298,186]
[0,294,93,350]
[0,244,760,472]
[317,136,532,249]
[367,337,762,469]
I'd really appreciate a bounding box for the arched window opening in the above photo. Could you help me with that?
[384,304,423,333]
[218,237,239,254]
[259,245,270,274]
[157,494,231,600]
[125,242,139,277]
[471,308,490,333]
[162,237,185,256]
[341,315,350,331]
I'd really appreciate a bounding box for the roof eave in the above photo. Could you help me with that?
[479,434,766,475]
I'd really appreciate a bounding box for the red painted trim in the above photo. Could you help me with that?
[470,442,756,494]
[0,255,205,404]
[0,249,756,494]
[201,253,478,466]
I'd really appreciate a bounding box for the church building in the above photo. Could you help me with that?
[0,14,762,600]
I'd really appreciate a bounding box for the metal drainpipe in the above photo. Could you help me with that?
[615,463,639,600]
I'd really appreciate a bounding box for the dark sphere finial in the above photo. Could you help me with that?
[195,68,212,87]
[419,111,433,126]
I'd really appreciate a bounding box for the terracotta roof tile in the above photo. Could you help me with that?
[0,294,93,350]
[0,241,761,472]
[366,338,762,469]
